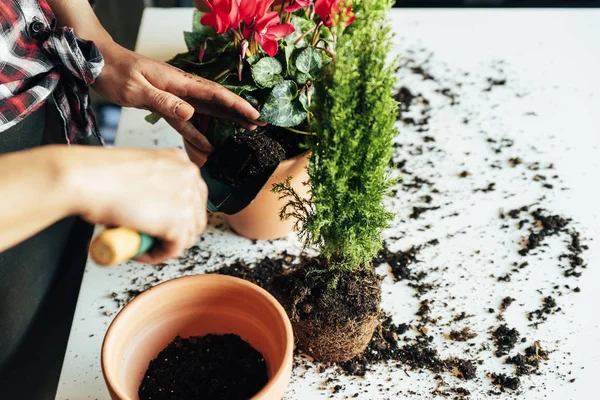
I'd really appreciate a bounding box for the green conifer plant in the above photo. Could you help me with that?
[272,0,398,362]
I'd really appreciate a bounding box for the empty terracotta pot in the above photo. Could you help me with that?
[102,274,294,400]
[184,139,311,241]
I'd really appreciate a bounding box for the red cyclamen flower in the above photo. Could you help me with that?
[285,0,314,13]
[243,11,295,57]
[201,0,258,34]
[315,0,355,28]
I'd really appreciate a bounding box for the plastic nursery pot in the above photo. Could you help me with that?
[184,139,311,241]
[101,274,294,400]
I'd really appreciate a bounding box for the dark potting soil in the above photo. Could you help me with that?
[138,334,268,400]
[504,206,588,278]
[271,263,382,328]
[409,205,441,219]
[205,128,285,187]
[527,296,559,328]
[492,324,520,357]
[516,208,570,256]
[339,313,476,381]
[506,341,549,376]
[448,327,477,342]
[263,125,308,159]
[490,373,520,391]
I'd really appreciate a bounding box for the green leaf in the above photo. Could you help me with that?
[284,45,296,75]
[296,47,323,79]
[286,16,315,47]
[247,55,261,66]
[243,93,260,109]
[222,84,258,95]
[251,57,284,88]
[260,81,307,127]
[145,112,162,124]
[320,26,334,41]
[299,85,314,112]
[183,31,203,51]
[192,10,215,36]
[295,71,311,85]
[203,118,237,148]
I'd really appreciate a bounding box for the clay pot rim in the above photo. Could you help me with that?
[101,274,294,400]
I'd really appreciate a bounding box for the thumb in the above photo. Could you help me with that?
[144,86,194,121]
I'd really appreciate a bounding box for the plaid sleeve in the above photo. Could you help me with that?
[0,0,104,144]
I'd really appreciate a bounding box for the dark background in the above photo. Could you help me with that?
[92,0,600,143]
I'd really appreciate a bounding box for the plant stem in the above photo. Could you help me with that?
[284,126,316,135]
[279,0,289,21]
[314,46,336,59]
[213,68,231,81]
[293,23,318,46]
[311,23,324,47]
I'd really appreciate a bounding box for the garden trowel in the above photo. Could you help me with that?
[90,162,277,266]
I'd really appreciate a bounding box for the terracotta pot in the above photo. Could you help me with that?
[184,139,311,241]
[102,274,294,400]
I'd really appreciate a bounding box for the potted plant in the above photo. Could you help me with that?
[271,0,398,362]
[102,274,294,399]
[148,0,344,240]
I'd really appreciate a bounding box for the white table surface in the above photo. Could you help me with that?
[57,8,600,400]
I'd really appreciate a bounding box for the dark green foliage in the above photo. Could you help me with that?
[279,0,398,272]
[146,10,334,143]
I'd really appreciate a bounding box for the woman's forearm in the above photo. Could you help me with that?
[46,0,114,48]
[0,146,78,252]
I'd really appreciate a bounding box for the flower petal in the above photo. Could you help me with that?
[266,23,296,39]
[202,0,215,11]
[200,12,219,31]
[258,35,279,57]
[239,0,257,24]
[256,0,276,17]
[285,3,303,12]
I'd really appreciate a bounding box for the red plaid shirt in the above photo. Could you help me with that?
[0,0,104,143]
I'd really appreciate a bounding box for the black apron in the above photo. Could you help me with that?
[0,101,98,399]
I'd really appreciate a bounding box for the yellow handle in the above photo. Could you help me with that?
[90,227,144,266]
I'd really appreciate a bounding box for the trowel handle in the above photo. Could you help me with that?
[90,227,155,266]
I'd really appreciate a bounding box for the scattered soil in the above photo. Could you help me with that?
[497,297,515,321]
[212,255,288,290]
[483,77,507,92]
[560,231,588,277]
[138,334,268,400]
[394,86,432,131]
[518,208,570,256]
[374,245,421,282]
[448,327,477,342]
[506,341,549,376]
[409,206,441,219]
[205,128,285,187]
[508,157,523,167]
[500,297,515,312]
[490,373,520,391]
[474,182,496,193]
[340,314,476,381]
[492,324,520,357]
[527,296,560,328]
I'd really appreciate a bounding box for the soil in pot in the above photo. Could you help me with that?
[138,334,268,400]
[204,126,307,187]
[272,263,382,363]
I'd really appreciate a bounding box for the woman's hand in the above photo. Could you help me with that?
[93,42,261,153]
[63,146,209,264]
